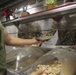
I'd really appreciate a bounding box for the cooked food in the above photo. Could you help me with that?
[37,35,51,41]
[36,60,61,75]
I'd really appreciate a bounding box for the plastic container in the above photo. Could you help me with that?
[6,46,45,75]
[27,48,76,75]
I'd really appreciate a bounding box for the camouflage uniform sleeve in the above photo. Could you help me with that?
[0,22,5,30]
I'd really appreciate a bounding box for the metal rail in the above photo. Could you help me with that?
[2,3,76,26]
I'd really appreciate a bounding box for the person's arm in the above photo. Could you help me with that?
[30,67,45,75]
[30,69,44,75]
[4,29,39,46]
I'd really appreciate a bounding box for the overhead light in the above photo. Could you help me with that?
[10,16,14,20]
[19,7,23,11]
[27,7,38,14]
[27,5,32,9]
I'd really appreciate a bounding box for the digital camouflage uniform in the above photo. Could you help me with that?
[0,23,6,75]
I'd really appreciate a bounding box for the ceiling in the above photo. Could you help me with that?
[0,0,43,10]
[0,0,9,5]
[0,0,43,9]
[0,0,76,11]
[0,0,22,10]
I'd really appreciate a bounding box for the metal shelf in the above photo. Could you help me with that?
[2,3,76,26]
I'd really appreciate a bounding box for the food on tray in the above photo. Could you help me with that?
[37,35,51,41]
[44,0,57,10]
[36,60,61,75]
